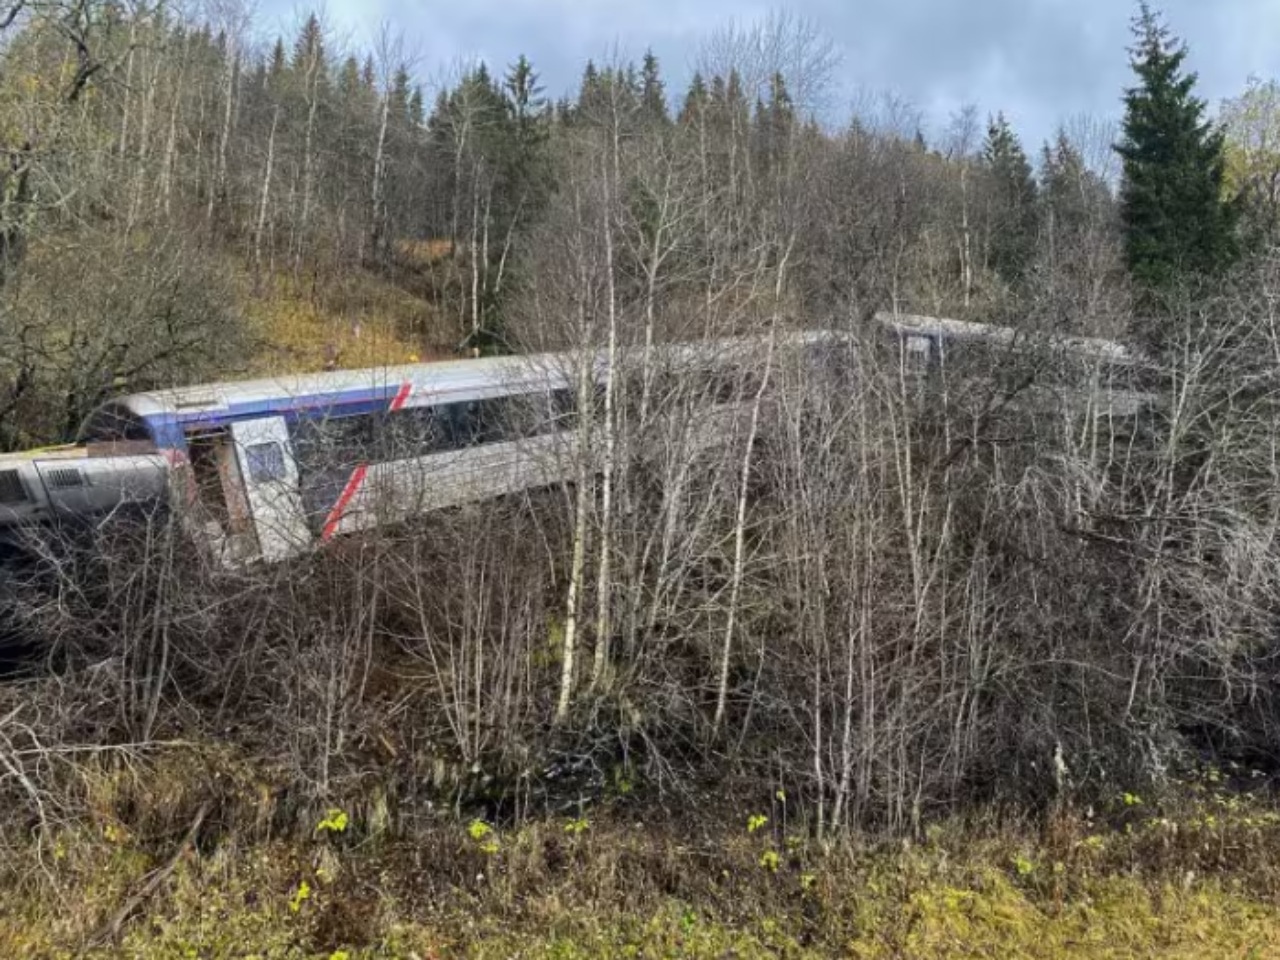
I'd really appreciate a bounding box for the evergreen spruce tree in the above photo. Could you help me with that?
[408,88,424,129]
[576,60,603,122]
[337,55,361,101]
[268,37,287,87]
[982,112,1039,284]
[1041,131,1111,242]
[678,72,708,126]
[554,95,573,125]
[754,72,795,182]
[1116,3,1236,296]
[640,50,668,125]
[504,55,545,125]
[292,13,326,72]
[503,54,552,217]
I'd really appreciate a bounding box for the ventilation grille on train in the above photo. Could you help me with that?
[44,468,85,490]
[0,469,27,504]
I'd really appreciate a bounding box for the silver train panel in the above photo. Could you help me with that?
[0,448,169,538]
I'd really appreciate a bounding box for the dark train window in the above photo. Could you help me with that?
[245,442,287,483]
[447,397,515,446]
[290,393,563,476]
[711,365,766,401]
[290,413,374,470]
[375,406,452,458]
[709,368,741,402]
[549,389,576,428]
[289,412,375,534]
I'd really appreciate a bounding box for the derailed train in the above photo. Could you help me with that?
[0,315,1152,567]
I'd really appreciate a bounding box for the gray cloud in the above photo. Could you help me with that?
[257,0,1280,152]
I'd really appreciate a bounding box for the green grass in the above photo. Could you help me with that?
[5,800,1280,959]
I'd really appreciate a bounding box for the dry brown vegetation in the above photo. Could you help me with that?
[2,1,1280,954]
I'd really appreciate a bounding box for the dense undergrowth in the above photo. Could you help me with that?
[3,750,1280,958]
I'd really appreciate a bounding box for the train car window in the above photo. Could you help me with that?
[498,395,539,438]
[902,334,934,372]
[705,360,766,402]
[444,401,475,446]
[288,413,375,534]
[448,397,513,446]
[290,413,375,469]
[543,389,575,431]
[0,468,27,504]
[375,405,452,459]
[245,442,287,483]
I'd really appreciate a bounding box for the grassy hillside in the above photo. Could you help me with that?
[241,265,455,377]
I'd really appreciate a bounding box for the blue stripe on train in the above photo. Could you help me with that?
[144,384,403,450]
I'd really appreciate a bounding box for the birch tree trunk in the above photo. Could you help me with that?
[370,86,390,259]
[295,55,321,276]
[591,159,619,690]
[208,45,237,225]
[711,240,792,738]
[254,106,280,276]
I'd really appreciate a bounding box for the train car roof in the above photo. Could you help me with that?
[109,329,846,422]
[115,351,564,419]
[874,312,1144,365]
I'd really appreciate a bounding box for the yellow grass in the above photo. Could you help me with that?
[4,803,1280,959]
[241,264,454,376]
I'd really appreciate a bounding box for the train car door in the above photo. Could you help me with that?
[185,429,260,565]
[230,417,311,562]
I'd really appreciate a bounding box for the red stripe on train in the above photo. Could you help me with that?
[390,382,413,412]
[321,464,369,541]
[320,383,408,541]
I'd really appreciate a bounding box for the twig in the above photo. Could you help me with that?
[86,800,212,951]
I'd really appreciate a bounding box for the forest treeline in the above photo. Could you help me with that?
[0,0,1275,443]
[0,0,1223,447]
[5,0,1280,858]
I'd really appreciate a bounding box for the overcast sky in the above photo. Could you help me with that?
[256,0,1280,152]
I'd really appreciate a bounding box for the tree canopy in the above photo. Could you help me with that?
[1116,3,1237,301]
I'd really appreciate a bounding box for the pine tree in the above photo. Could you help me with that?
[640,50,668,125]
[576,60,603,122]
[504,55,545,125]
[754,72,795,182]
[408,88,424,129]
[268,37,287,87]
[982,113,1039,284]
[337,56,361,101]
[389,66,412,126]
[1116,3,1236,296]
[1041,131,1111,241]
[678,72,708,126]
[292,14,326,73]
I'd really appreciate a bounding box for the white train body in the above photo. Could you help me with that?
[0,317,1151,566]
[1,334,837,565]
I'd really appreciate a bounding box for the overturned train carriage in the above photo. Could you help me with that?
[0,332,843,567]
[0,319,1155,568]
